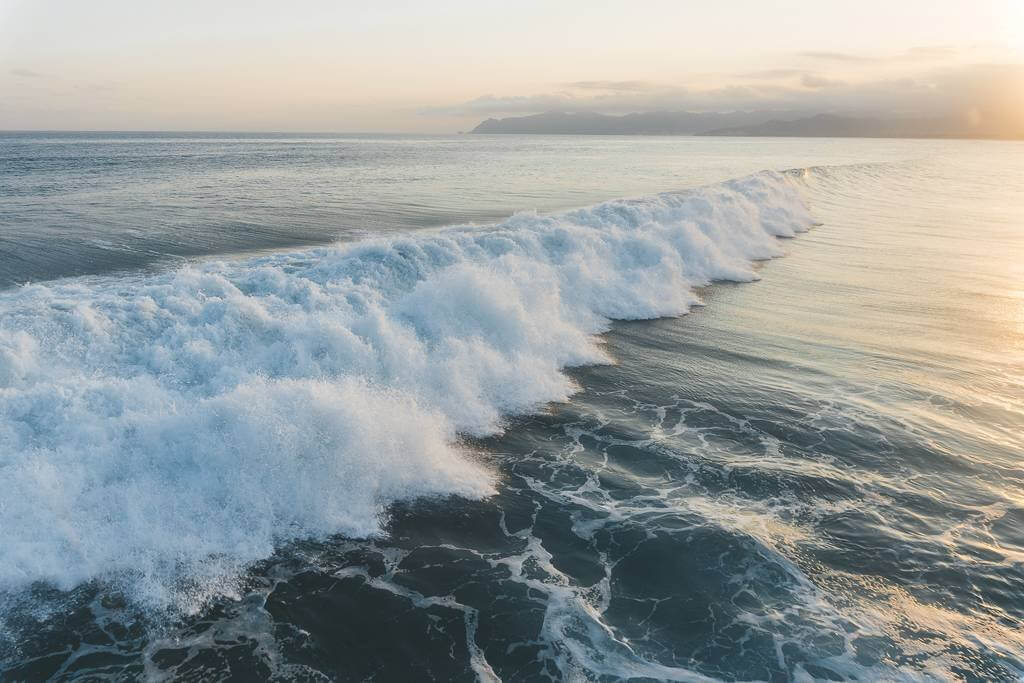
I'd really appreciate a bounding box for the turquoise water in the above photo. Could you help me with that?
[1,134,1023,680]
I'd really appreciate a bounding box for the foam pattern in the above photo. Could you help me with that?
[0,171,812,606]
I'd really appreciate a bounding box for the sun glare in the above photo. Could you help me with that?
[1008,1,1024,55]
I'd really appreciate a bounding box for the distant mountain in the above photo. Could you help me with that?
[470,111,1021,139]
[469,110,791,135]
[698,113,1023,139]
[697,113,973,138]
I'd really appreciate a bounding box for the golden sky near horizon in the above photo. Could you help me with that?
[1,0,1022,132]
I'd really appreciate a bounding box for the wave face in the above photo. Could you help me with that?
[0,171,812,607]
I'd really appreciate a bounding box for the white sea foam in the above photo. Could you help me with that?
[0,170,812,608]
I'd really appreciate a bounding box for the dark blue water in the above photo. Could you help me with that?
[1,134,1023,681]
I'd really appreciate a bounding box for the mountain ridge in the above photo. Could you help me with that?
[469,110,1022,139]
[468,110,788,135]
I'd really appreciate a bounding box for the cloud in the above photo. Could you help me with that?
[422,86,783,117]
[903,45,959,60]
[421,93,578,116]
[800,51,873,63]
[10,68,46,78]
[800,46,962,64]
[562,80,657,92]
[801,74,845,89]
[737,70,846,87]
[740,69,807,80]
[424,63,1024,132]
[75,83,116,93]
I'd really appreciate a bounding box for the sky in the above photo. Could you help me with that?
[1,0,1023,133]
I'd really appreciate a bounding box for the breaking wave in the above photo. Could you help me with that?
[0,170,813,608]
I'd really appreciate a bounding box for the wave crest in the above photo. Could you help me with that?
[0,170,813,607]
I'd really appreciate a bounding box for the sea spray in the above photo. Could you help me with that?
[0,170,813,609]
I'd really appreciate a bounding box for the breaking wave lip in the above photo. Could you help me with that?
[0,169,813,610]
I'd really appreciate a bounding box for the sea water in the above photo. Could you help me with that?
[1,133,1023,680]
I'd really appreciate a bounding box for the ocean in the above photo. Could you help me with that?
[1,133,1023,681]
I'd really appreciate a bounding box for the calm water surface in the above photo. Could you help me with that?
[2,132,925,287]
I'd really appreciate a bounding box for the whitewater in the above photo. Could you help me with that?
[0,170,812,609]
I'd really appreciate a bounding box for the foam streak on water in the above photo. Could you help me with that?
[0,171,811,608]
[6,140,1024,681]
